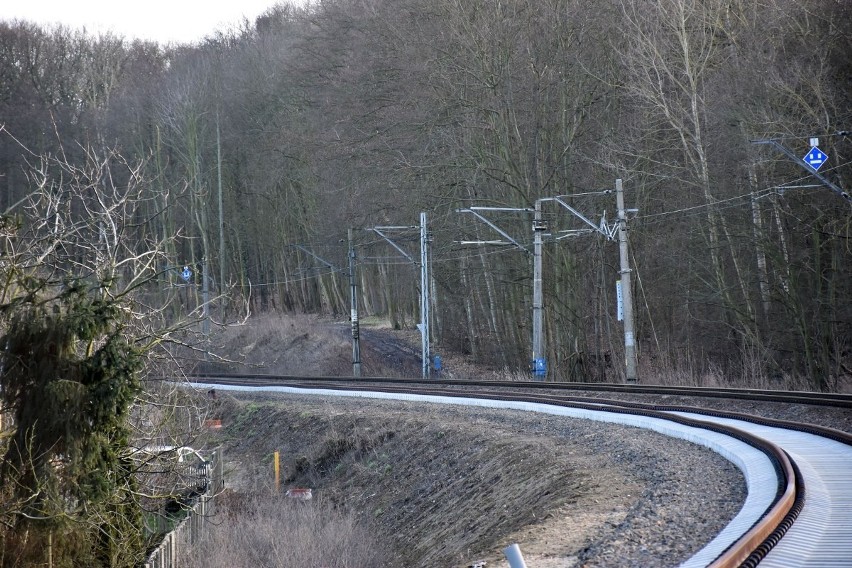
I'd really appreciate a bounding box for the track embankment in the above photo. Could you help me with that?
[189,376,851,567]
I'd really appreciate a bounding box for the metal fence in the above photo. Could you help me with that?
[144,448,224,568]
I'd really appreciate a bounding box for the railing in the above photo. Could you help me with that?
[144,448,224,568]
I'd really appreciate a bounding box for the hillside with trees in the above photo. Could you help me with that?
[0,0,849,564]
[1,0,850,392]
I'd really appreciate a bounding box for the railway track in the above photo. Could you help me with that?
[187,374,852,567]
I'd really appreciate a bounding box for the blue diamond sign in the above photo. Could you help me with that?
[803,146,828,171]
[180,266,192,282]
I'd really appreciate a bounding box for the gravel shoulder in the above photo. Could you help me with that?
[206,391,747,567]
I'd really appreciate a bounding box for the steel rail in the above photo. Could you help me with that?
[182,374,844,567]
[186,373,852,409]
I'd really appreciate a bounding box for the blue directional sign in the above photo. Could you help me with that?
[803,146,828,171]
[180,266,192,282]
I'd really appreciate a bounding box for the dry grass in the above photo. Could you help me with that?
[636,347,826,391]
[179,491,387,568]
[197,313,353,376]
[204,396,605,567]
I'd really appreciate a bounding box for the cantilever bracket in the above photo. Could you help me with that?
[751,139,851,205]
[456,207,532,254]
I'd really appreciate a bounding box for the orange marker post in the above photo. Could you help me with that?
[273,451,280,492]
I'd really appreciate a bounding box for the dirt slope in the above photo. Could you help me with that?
[203,396,743,567]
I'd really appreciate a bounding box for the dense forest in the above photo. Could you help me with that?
[1,0,850,389]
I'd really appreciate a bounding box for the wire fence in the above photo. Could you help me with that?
[144,448,224,568]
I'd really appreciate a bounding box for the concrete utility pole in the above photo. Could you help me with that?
[616,179,638,383]
[531,200,546,379]
[348,228,361,377]
[419,212,431,379]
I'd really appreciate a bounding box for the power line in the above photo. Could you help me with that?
[748,131,851,144]
[639,189,776,224]
[230,265,343,289]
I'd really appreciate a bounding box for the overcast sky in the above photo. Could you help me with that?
[1,0,286,45]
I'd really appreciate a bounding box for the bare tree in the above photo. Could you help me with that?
[0,130,214,567]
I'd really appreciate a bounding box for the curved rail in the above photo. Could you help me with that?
[187,373,852,409]
[708,445,798,568]
[186,374,852,567]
